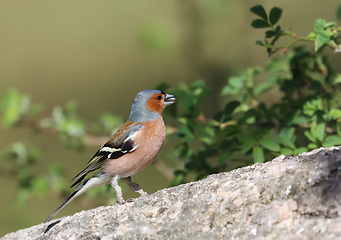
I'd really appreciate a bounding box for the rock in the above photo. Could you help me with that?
[2,147,341,240]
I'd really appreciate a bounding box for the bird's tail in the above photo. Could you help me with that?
[44,175,110,223]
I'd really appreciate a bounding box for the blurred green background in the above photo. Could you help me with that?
[1,0,340,236]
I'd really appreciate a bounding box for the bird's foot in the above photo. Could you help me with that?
[116,198,136,205]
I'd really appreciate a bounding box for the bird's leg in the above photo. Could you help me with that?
[111,175,126,204]
[124,176,147,196]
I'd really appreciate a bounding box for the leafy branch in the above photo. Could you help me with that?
[251,5,341,55]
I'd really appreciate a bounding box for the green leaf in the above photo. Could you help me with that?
[287,128,295,141]
[218,152,231,167]
[253,146,264,163]
[254,128,270,139]
[325,21,337,28]
[229,76,245,88]
[314,19,326,32]
[322,135,341,147]
[200,136,213,145]
[281,147,294,155]
[191,79,206,88]
[275,25,282,34]
[306,31,317,40]
[221,86,235,96]
[315,31,331,51]
[251,19,271,28]
[328,109,341,119]
[310,121,317,140]
[333,74,341,84]
[269,7,282,25]
[316,123,326,142]
[179,93,195,114]
[308,143,318,149]
[296,147,308,154]
[292,116,308,125]
[250,5,268,21]
[241,138,256,154]
[176,125,195,142]
[278,128,295,148]
[265,30,276,38]
[278,134,290,147]
[1,89,23,128]
[223,101,240,117]
[304,131,316,143]
[259,138,280,152]
[254,81,275,96]
[239,135,251,142]
[256,40,265,46]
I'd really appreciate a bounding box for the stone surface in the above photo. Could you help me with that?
[2,147,341,240]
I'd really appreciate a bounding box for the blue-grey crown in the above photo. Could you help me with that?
[128,89,162,122]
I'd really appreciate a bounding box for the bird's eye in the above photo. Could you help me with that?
[156,95,163,101]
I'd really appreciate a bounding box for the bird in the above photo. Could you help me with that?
[44,89,176,223]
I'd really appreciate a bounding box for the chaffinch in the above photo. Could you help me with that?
[45,89,176,223]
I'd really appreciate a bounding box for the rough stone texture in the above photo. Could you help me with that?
[2,147,341,240]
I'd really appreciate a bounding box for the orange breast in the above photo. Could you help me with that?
[103,118,166,178]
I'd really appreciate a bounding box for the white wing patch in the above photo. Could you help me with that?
[101,126,141,158]
[100,146,122,153]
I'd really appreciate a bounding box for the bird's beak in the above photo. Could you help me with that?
[164,94,176,106]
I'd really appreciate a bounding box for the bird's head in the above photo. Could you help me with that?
[129,89,176,122]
